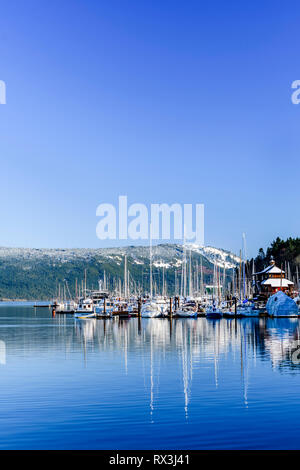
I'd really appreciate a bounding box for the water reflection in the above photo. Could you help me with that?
[74,317,300,369]
[73,316,300,417]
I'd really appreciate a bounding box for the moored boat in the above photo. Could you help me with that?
[74,297,94,318]
[174,305,197,318]
[75,312,96,319]
[206,303,223,319]
[141,300,164,318]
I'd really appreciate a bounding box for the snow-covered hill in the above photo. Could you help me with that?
[0,244,239,269]
[0,243,239,300]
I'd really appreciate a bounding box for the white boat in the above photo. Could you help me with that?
[141,225,166,318]
[75,312,96,319]
[74,297,94,318]
[153,296,169,316]
[141,300,163,318]
[174,305,197,318]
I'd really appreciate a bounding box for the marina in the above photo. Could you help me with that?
[49,254,300,320]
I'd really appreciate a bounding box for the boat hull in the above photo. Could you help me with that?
[74,312,96,319]
[174,310,197,318]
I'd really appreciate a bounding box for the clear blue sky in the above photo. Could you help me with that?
[0,0,299,258]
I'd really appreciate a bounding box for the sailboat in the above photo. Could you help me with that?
[174,304,198,318]
[74,270,96,318]
[141,224,164,318]
[206,262,223,318]
[174,298,198,318]
[141,300,164,318]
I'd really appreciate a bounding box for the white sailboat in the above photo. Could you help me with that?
[141,300,164,318]
[141,224,164,318]
[174,299,198,318]
[206,262,223,318]
[174,305,198,318]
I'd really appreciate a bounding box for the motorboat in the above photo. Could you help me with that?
[74,297,95,318]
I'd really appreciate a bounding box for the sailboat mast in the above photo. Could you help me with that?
[183,227,187,298]
[149,223,153,299]
[242,233,247,300]
[200,257,203,297]
[189,247,192,297]
[124,254,127,299]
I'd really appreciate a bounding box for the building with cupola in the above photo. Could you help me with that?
[252,257,294,298]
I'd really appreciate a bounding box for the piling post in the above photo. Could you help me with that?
[104,297,106,315]
[169,297,172,318]
[138,297,142,316]
[234,296,237,317]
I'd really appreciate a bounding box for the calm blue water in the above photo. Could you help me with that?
[0,306,299,450]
